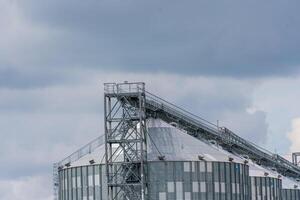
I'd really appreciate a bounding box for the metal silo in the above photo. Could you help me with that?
[57,118,251,200]
[53,82,300,200]
[146,118,251,200]
[281,177,300,200]
[248,163,282,200]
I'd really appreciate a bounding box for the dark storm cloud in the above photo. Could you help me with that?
[15,0,300,77]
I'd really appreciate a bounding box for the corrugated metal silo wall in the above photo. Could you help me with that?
[58,164,107,200]
[58,161,251,200]
[250,176,282,200]
[57,162,300,200]
[281,189,300,200]
[148,161,250,200]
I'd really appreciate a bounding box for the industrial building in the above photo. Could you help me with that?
[54,82,300,200]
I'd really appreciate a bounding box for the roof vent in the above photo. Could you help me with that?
[209,140,217,145]
[198,155,205,161]
[264,172,269,177]
[89,159,95,164]
[294,185,298,189]
[65,162,71,167]
[278,175,282,179]
[170,122,178,127]
[158,155,165,161]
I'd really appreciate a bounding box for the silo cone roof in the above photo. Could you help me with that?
[147,118,244,163]
[247,159,280,179]
[70,144,106,167]
[282,176,300,189]
[146,118,288,180]
[68,118,245,167]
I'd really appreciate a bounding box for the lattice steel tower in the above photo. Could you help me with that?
[104,82,147,200]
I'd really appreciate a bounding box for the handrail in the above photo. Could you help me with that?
[104,82,145,94]
[145,94,273,158]
[144,90,300,177]
[58,135,105,167]
[145,91,218,129]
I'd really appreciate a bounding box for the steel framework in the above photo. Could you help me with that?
[53,163,59,200]
[104,82,147,200]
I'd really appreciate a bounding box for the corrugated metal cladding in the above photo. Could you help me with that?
[281,189,300,200]
[148,161,250,200]
[250,177,282,200]
[58,161,300,200]
[59,164,107,200]
[58,161,250,200]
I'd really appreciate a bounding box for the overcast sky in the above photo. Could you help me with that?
[1,0,300,199]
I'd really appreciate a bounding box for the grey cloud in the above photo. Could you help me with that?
[0,175,53,200]
[220,110,268,145]
[0,112,102,179]
[1,0,286,196]
[12,0,300,77]
[149,77,269,144]
[0,81,103,113]
[0,67,68,89]
[0,73,268,181]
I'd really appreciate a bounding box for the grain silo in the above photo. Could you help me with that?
[53,82,300,200]
[281,177,300,200]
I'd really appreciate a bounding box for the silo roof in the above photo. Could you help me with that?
[61,117,292,183]
[282,176,300,189]
[70,144,106,167]
[147,118,245,163]
[67,118,247,167]
[247,160,279,178]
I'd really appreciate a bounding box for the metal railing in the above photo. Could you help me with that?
[53,135,104,200]
[57,135,105,167]
[104,82,145,95]
[143,90,300,178]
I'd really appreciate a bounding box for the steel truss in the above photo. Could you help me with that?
[143,91,300,179]
[53,163,59,200]
[104,82,147,200]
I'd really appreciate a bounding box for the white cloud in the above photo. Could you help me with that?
[288,118,300,153]
[0,175,53,200]
[0,0,62,69]
[252,76,300,153]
